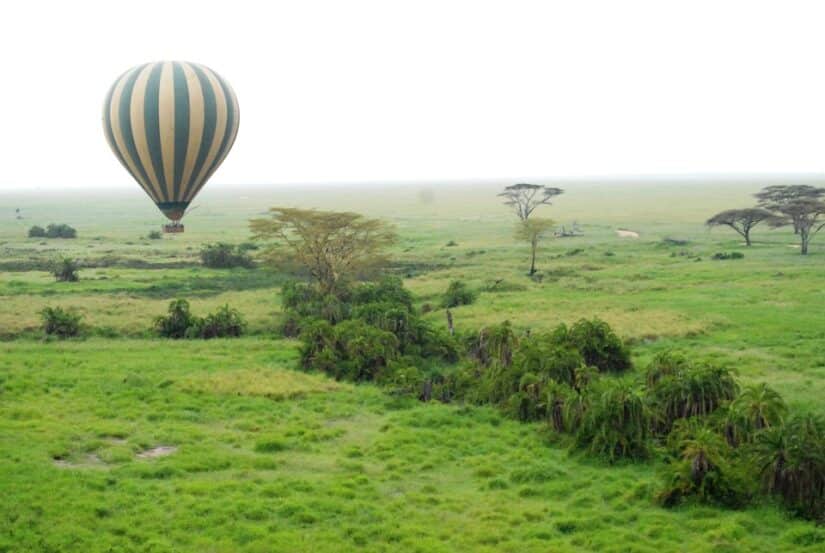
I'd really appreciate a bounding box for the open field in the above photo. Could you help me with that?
[1,180,824,551]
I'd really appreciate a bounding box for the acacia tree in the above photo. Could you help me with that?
[514,218,555,275]
[499,183,563,220]
[705,208,781,246]
[250,207,397,294]
[770,199,825,255]
[755,185,825,234]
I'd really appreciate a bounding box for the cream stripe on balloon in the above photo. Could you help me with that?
[130,64,164,201]
[186,64,228,202]
[108,67,159,203]
[202,81,239,186]
[178,62,204,201]
[158,62,176,200]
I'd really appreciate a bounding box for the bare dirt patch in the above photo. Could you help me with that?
[53,453,106,469]
[136,445,177,459]
[616,229,639,238]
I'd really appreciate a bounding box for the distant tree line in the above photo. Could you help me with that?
[28,223,77,239]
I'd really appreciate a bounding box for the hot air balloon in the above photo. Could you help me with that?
[103,61,239,232]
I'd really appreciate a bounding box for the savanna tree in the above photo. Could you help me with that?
[770,198,825,255]
[498,183,563,220]
[755,185,825,234]
[514,217,555,275]
[705,208,781,246]
[250,207,397,295]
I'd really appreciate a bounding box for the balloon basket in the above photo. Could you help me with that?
[163,223,184,234]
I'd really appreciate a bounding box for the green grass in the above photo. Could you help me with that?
[2,339,823,552]
[1,182,824,551]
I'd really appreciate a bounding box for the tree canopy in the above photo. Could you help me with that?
[705,208,781,246]
[770,198,825,254]
[498,183,563,220]
[250,207,397,294]
[755,185,825,234]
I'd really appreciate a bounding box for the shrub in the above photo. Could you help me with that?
[194,305,246,339]
[154,299,197,339]
[560,318,631,373]
[352,277,414,312]
[465,321,518,367]
[711,252,745,260]
[752,414,825,521]
[45,223,77,238]
[649,362,739,434]
[200,242,255,268]
[28,225,46,238]
[575,380,650,462]
[147,230,162,240]
[53,258,79,282]
[657,420,750,508]
[645,351,691,387]
[442,280,476,308]
[724,383,787,446]
[40,307,82,338]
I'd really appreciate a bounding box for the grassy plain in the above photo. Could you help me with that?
[1,179,824,551]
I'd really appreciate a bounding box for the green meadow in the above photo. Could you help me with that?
[1,180,824,551]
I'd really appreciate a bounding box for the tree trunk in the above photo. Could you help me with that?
[744,231,751,246]
[446,309,454,335]
[529,241,537,275]
[800,230,809,255]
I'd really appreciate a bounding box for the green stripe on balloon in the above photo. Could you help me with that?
[118,64,154,200]
[143,63,168,202]
[172,62,190,202]
[187,64,218,198]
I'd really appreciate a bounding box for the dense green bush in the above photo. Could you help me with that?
[194,305,247,339]
[442,280,477,308]
[464,321,518,368]
[154,299,196,339]
[147,230,162,240]
[657,420,750,508]
[53,258,80,282]
[40,307,82,338]
[28,225,46,238]
[753,414,825,521]
[712,252,744,260]
[724,383,787,446]
[200,242,255,268]
[154,300,246,339]
[648,361,739,434]
[560,318,632,373]
[575,380,650,462]
[45,223,77,238]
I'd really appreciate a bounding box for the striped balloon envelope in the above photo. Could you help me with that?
[103,61,239,223]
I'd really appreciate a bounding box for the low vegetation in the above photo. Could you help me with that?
[40,306,83,338]
[154,299,247,339]
[199,242,255,268]
[28,223,77,238]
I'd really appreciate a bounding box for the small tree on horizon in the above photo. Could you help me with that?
[250,207,397,295]
[514,217,555,275]
[498,183,563,220]
[705,208,781,246]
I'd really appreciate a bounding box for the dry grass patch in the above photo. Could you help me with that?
[178,367,343,400]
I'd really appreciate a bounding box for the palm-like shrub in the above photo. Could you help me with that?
[575,381,650,462]
[514,339,583,388]
[645,350,691,386]
[558,318,631,373]
[724,383,787,446]
[649,363,739,434]
[466,321,518,367]
[752,414,825,521]
[194,305,246,339]
[657,420,750,508]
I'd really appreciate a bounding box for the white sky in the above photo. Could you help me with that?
[1,0,824,191]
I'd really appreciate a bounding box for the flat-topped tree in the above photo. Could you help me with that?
[770,198,825,255]
[499,183,563,220]
[755,185,825,234]
[250,207,397,295]
[705,208,782,246]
